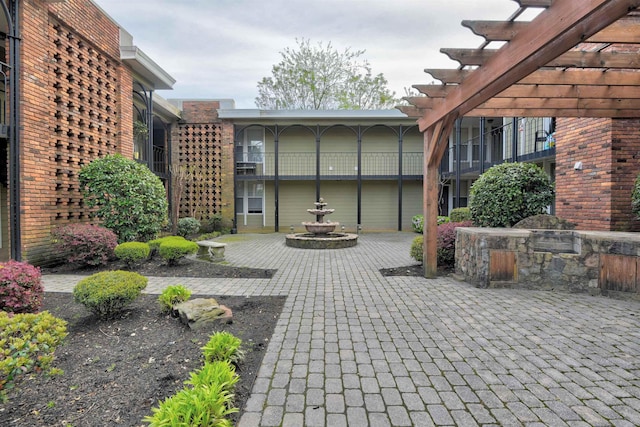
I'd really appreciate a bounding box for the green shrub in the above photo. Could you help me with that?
[73,271,148,319]
[410,235,423,263]
[51,224,118,267]
[143,381,237,427]
[114,242,151,267]
[0,260,43,314]
[155,236,199,266]
[158,285,192,314]
[469,162,554,227]
[632,172,640,219]
[449,207,472,223]
[0,311,68,401]
[177,217,201,237]
[185,361,239,391]
[79,154,168,242]
[411,215,423,233]
[202,332,245,366]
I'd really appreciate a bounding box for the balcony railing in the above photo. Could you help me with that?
[236,152,424,179]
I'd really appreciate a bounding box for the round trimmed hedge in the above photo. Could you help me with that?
[469,162,554,228]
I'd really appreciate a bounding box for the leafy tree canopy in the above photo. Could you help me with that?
[256,38,397,110]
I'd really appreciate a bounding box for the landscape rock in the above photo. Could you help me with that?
[174,298,233,329]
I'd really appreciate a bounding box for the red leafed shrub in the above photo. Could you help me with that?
[437,221,474,268]
[51,224,118,267]
[0,260,43,313]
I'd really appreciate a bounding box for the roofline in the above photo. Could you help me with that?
[120,45,176,90]
[217,109,411,120]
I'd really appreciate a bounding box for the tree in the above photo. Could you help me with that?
[469,162,554,228]
[79,154,168,242]
[256,39,397,110]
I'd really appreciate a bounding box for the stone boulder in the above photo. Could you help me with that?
[174,298,232,330]
[513,214,576,230]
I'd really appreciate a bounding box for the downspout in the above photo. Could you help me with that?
[315,126,320,201]
[397,125,403,231]
[454,118,461,209]
[274,125,279,232]
[8,0,20,260]
[357,126,362,228]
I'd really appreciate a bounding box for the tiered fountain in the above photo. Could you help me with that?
[285,198,358,249]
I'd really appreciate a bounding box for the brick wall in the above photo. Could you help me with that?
[17,0,132,263]
[610,118,640,231]
[172,101,234,225]
[555,117,640,231]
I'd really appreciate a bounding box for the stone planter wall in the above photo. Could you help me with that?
[455,227,640,298]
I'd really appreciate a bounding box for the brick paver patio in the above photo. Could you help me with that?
[43,233,640,426]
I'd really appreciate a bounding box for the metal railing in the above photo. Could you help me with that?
[236,152,424,179]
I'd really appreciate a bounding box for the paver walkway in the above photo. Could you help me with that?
[43,233,640,426]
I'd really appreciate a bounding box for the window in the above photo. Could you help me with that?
[236,181,263,215]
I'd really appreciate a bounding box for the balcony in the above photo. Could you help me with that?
[235,152,424,180]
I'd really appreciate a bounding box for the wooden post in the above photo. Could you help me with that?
[423,119,456,278]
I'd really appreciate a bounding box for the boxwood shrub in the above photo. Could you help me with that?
[73,271,148,319]
[150,236,199,266]
[114,242,151,267]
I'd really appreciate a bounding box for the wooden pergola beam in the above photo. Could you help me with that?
[441,48,640,68]
[418,0,640,132]
[408,96,640,110]
[423,69,472,84]
[463,17,640,43]
[515,0,552,7]
[413,84,640,99]
[425,68,640,86]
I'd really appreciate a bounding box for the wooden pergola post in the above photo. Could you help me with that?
[423,118,455,278]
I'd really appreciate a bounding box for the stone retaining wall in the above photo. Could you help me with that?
[455,227,640,298]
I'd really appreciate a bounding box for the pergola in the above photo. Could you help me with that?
[400,0,640,278]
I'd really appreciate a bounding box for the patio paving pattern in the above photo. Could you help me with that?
[43,233,640,426]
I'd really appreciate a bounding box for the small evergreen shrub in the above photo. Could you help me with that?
[411,215,423,233]
[143,381,237,427]
[177,217,201,237]
[73,271,148,319]
[410,235,423,264]
[437,221,474,268]
[202,332,245,366]
[155,236,199,266]
[470,162,554,227]
[412,215,449,233]
[51,224,118,267]
[632,172,640,219]
[0,260,44,314]
[449,207,472,223]
[114,242,151,267]
[185,360,239,390]
[158,285,192,314]
[0,311,68,401]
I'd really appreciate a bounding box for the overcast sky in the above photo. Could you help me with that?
[94,0,535,108]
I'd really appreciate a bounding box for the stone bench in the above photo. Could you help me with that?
[196,241,226,262]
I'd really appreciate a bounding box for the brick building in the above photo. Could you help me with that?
[0,0,180,264]
[1,0,637,266]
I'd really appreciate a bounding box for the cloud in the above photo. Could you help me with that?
[95,0,523,107]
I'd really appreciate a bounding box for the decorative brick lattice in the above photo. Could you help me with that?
[50,21,119,223]
[177,124,223,219]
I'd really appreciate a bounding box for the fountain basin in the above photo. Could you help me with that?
[285,233,358,249]
[303,221,337,234]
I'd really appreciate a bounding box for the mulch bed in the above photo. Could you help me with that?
[1,258,285,426]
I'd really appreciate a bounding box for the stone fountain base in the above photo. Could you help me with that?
[285,232,358,249]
